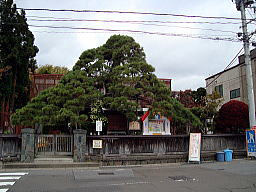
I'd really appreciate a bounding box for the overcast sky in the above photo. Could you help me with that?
[13,0,255,90]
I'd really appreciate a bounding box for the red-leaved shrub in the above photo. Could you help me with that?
[215,100,249,133]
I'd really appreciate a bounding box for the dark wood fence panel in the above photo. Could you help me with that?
[165,136,189,152]
[0,135,21,160]
[129,138,155,154]
[87,134,246,157]
[0,133,247,164]
[201,134,246,151]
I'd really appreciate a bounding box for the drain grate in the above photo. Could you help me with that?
[98,172,115,175]
[169,176,197,182]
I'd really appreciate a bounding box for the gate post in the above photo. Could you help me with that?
[21,128,35,163]
[73,129,87,162]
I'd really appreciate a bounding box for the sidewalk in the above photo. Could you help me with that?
[1,157,100,169]
[1,157,255,171]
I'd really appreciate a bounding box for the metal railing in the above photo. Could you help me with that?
[35,134,73,156]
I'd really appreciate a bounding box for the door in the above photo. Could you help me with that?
[35,134,73,156]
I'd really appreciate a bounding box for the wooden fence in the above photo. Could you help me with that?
[0,135,21,161]
[87,134,246,165]
[0,133,247,164]
[201,134,245,151]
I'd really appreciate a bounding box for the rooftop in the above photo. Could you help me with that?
[205,48,256,81]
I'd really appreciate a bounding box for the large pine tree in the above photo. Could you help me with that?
[12,35,201,132]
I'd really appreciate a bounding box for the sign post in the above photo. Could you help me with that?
[246,130,256,157]
[188,133,201,163]
[96,120,102,135]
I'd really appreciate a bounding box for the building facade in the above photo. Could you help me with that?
[205,48,256,107]
[30,74,64,98]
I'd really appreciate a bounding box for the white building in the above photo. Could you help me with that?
[205,48,256,107]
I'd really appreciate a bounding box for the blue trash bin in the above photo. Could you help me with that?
[224,149,233,162]
[216,152,225,162]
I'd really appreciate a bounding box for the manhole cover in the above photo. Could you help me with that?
[169,176,197,182]
[98,172,115,175]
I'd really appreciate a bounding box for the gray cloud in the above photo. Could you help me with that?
[14,0,247,90]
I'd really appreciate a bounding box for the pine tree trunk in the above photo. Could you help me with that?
[1,98,5,132]
[9,74,17,113]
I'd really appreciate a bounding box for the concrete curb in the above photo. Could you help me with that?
[2,162,99,169]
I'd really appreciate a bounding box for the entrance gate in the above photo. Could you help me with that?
[35,135,73,156]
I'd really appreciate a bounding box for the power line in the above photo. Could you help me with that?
[27,16,242,25]
[2,21,239,40]
[206,47,244,88]
[28,18,238,34]
[32,30,236,38]
[17,7,246,21]
[247,9,255,20]
[32,30,114,34]
[208,72,256,85]
[28,24,240,42]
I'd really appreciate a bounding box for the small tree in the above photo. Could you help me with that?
[215,100,249,133]
[172,88,206,108]
[36,64,69,75]
[190,91,222,133]
[191,87,206,107]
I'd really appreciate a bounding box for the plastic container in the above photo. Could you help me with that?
[216,152,225,162]
[224,149,233,162]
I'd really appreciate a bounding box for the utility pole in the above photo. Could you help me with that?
[235,0,256,128]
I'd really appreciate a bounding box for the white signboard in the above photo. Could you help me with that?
[148,119,164,135]
[93,140,102,149]
[188,133,201,162]
[129,121,141,131]
[96,120,102,132]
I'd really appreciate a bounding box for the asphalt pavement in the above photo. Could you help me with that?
[0,159,256,192]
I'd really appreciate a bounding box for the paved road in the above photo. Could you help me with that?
[1,159,256,192]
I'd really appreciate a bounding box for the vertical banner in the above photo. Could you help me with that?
[188,133,201,162]
[246,130,256,157]
[96,120,102,132]
[141,110,149,135]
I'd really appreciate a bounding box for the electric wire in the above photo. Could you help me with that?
[246,9,256,25]
[28,24,240,42]
[247,9,255,20]
[31,30,236,38]
[17,7,247,21]
[32,30,114,34]
[27,18,238,34]
[11,8,248,41]
[207,72,254,86]
[3,21,239,41]
[206,47,244,88]
[27,16,242,25]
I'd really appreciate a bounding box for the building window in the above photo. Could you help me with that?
[230,88,240,99]
[214,84,223,97]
